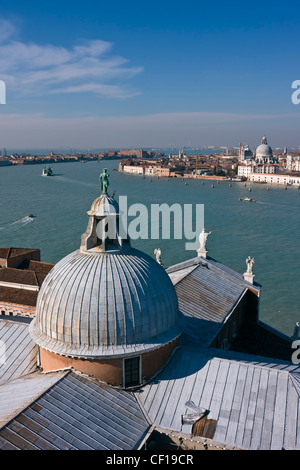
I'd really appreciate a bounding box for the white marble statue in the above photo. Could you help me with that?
[246,256,255,274]
[199,228,211,251]
[154,248,162,265]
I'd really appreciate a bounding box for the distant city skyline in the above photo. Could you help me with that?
[0,1,300,148]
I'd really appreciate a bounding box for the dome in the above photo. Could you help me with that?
[256,136,273,157]
[29,190,180,359]
[89,194,119,217]
[256,144,273,157]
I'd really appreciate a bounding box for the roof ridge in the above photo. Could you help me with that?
[288,371,300,398]
[171,263,200,286]
[203,346,298,373]
[166,257,201,273]
[0,370,69,431]
[178,342,297,373]
[168,255,260,293]
[32,270,39,286]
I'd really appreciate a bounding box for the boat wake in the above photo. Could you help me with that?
[0,216,35,234]
[52,175,98,189]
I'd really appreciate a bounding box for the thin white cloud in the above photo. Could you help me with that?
[0,111,299,148]
[50,83,141,99]
[0,19,16,43]
[0,21,143,99]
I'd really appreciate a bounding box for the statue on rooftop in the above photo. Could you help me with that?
[199,228,211,251]
[154,248,162,265]
[99,169,109,194]
[246,256,255,274]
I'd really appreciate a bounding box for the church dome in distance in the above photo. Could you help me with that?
[256,136,273,158]
[29,184,180,359]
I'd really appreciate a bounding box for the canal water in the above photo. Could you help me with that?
[0,159,299,336]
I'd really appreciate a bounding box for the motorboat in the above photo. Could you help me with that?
[239,197,256,203]
[42,167,53,176]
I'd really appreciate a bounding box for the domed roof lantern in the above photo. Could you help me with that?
[80,170,130,254]
[29,174,180,362]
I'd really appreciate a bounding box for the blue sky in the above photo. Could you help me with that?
[0,0,300,149]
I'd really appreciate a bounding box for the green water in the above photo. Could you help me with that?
[0,160,299,336]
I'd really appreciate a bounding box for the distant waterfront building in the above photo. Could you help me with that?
[119,149,156,159]
[250,172,300,185]
[237,161,255,178]
[286,155,293,171]
[295,160,300,172]
[238,136,281,180]
[253,163,278,174]
[122,164,145,175]
[239,144,253,162]
[286,154,300,172]
[145,166,170,177]
[255,136,275,164]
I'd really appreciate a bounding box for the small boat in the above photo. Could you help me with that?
[239,197,256,203]
[42,166,53,176]
[28,214,34,218]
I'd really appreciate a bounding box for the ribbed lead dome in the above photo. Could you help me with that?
[29,189,180,358]
[256,136,273,157]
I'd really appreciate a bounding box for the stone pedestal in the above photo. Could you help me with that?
[243,272,255,284]
[197,248,207,259]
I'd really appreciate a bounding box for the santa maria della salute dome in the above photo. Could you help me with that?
[29,179,180,387]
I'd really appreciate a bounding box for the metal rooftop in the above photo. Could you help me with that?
[0,320,37,385]
[0,371,150,450]
[167,256,260,348]
[136,346,300,450]
[0,251,296,451]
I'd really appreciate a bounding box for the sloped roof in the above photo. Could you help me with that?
[0,248,40,260]
[0,320,37,385]
[136,346,300,450]
[0,261,54,306]
[26,261,54,285]
[167,256,259,347]
[0,371,150,450]
[0,371,67,429]
[0,318,150,450]
[0,287,38,307]
[167,256,260,294]
[17,260,54,286]
[0,268,39,286]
